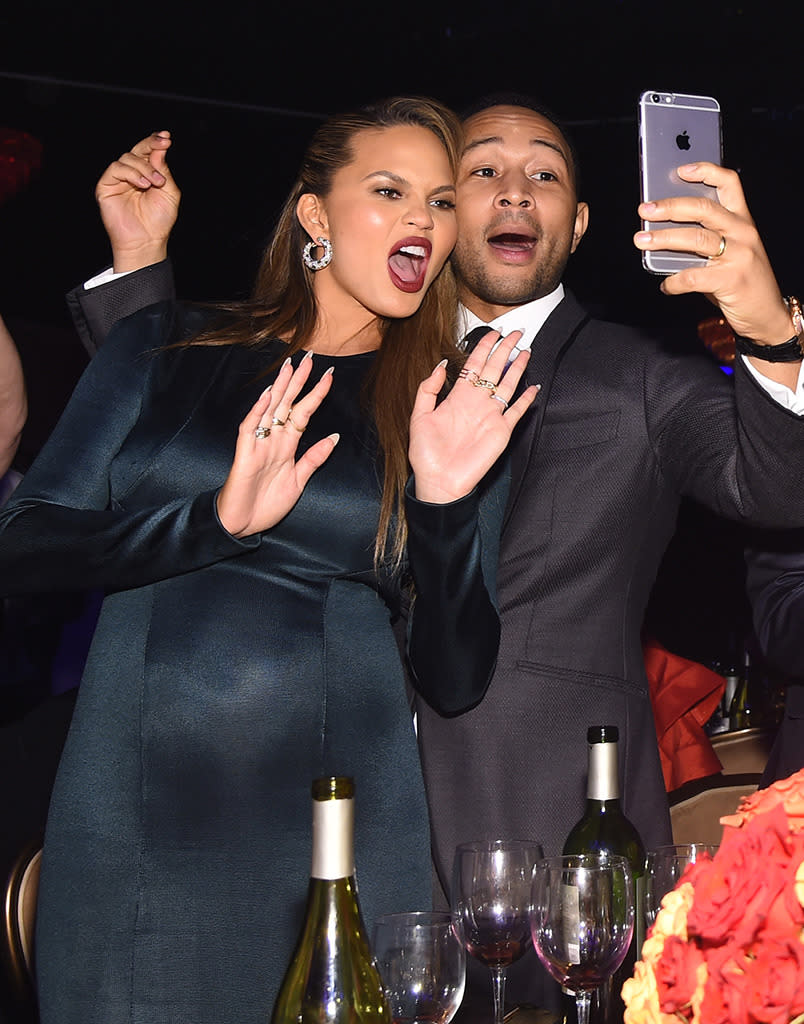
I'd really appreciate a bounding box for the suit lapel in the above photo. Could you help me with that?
[503,291,590,530]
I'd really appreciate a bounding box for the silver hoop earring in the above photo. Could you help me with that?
[302,236,333,271]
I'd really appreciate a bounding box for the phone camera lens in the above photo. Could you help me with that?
[651,94,661,103]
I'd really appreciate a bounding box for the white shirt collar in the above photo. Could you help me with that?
[458,284,565,352]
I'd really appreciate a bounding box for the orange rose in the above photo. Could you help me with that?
[655,935,705,1018]
[721,767,804,834]
[700,945,749,1024]
[743,935,804,1024]
[687,807,792,947]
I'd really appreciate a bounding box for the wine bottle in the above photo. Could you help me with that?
[562,726,647,1024]
[271,777,391,1024]
[728,650,754,731]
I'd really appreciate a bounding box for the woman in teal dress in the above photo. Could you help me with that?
[0,97,538,1023]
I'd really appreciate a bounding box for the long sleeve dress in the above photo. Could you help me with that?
[0,302,503,1024]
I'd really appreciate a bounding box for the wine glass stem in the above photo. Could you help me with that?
[575,990,592,1024]
[491,966,507,1024]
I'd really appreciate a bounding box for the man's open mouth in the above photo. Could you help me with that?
[488,232,538,253]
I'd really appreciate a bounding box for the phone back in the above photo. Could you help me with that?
[639,91,722,275]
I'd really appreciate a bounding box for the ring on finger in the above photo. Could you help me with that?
[271,415,287,427]
[254,425,271,440]
[287,411,305,433]
[708,235,727,260]
[491,394,508,410]
[459,368,480,384]
[472,377,497,392]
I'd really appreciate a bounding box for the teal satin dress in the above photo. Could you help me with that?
[0,303,502,1024]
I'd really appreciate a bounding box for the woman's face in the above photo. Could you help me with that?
[300,124,457,327]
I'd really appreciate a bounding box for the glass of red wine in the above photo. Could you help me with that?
[451,840,543,1024]
[529,853,634,1024]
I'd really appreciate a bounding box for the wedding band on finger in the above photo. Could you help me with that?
[491,394,509,410]
[287,412,305,433]
[254,425,271,440]
[709,235,727,260]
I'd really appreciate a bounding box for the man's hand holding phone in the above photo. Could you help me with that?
[634,161,799,387]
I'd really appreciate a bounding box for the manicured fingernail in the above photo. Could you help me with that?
[261,385,272,397]
[328,432,340,445]
[635,231,653,244]
[640,203,657,214]
[435,358,448,369]
[325,366,335,375]
[282,357,291,368]
[303,350,314,361]
[534,384,542,393]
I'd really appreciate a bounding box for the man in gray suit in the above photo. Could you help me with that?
[68,96,804,1017]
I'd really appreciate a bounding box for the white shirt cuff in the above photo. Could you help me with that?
[83,266,135,290]
[741,354,804,414]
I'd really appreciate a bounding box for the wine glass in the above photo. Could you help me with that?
[373,911,465,1024]
[645,843,718,927]
[529,853,634,1024]
[451,839,543,1024]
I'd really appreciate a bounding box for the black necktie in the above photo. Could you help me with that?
[462,325,494,353]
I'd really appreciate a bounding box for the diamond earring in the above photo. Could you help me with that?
[302,236,333,271]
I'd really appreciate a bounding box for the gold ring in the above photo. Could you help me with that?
[472,377,497,392]
[287,412,305,433]
[271,415,286,427]
[254,425,271,439]
[709,235,727,260]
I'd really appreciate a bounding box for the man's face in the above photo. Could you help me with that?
[452,106,589,321]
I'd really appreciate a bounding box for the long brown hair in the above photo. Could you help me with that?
[193,96,464,569]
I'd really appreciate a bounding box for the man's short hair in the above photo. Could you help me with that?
[460,92,581,191]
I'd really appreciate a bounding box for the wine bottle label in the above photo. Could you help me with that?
[587,743,619,801]
[561,882,581,964]
[311,796,355,880]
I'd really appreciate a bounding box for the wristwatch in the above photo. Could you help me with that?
[735,296,804,363]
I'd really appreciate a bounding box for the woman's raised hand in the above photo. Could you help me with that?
[95,131,181,273]
[409,331,540,504]
[216,354,339,538]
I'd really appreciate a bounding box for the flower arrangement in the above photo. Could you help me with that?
[622,768,804,1024]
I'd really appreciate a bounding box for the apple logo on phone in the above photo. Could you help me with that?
[675,131,691,151]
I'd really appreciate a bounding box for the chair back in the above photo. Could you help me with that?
[2,841,42,1021]
[669,772,761,845]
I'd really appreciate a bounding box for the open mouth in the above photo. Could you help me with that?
[388,236,432,293]
[488,232,538,260]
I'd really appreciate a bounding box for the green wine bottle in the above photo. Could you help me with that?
[562,726,647,954]
[271,777,391,1024]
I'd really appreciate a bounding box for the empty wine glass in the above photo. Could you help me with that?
[451,839,543,1024]
[645,843,718,927]
[529,853,634,1024]
[373,911,465,1024]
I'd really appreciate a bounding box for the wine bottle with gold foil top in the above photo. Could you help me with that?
[271,777,391,1024]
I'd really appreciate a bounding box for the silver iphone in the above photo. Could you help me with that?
[638,91,722,275]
